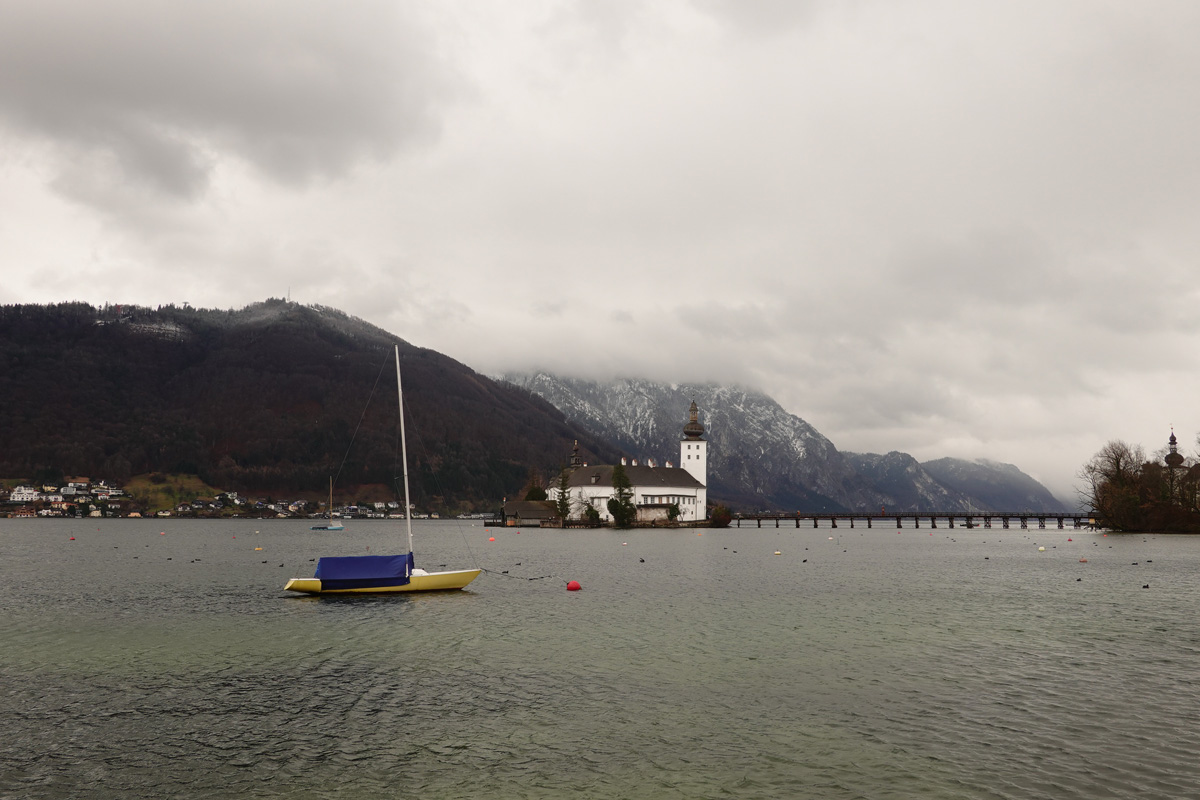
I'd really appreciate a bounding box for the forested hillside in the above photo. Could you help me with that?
[0,300,616,511]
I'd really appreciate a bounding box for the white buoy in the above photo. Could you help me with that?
[1038,546,1046,551]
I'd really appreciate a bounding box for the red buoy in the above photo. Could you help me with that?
[488,537,495,542]
[566,580,582,591]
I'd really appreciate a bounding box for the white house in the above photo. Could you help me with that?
[550,401,709,523]
[9,486,40,503]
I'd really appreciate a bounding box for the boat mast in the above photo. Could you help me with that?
[394,346,415,555]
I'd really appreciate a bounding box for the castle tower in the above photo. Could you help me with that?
[680,400,707,487]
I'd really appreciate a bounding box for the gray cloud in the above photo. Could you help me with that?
[4,1,1200,502]
[0,0,459,203]
[692,0,822,35]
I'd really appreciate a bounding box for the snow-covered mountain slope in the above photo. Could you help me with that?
[504,372,1068,513]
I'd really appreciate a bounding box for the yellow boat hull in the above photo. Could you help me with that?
[284,569,482,595]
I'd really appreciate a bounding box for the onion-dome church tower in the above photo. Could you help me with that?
[1166,430,1185,469]
[680,400,707,487]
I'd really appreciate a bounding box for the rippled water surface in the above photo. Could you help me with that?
[3,519,1200,799]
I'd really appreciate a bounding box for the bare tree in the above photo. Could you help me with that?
[1078,440,1145,529]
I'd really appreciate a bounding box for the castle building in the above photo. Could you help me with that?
[551,401,709,523]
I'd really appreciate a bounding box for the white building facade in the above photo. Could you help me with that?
[550,401,709,523]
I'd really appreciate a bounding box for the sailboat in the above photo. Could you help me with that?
[284,346,482,595]
[310,477,345,531]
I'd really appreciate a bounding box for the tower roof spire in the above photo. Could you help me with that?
[1166,428,1185,468]
[683,400,705,440]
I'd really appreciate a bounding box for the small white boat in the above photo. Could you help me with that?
[285,346,481,595]
[311,477,345,531]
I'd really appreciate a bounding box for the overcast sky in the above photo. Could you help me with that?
[3,1,1198,501]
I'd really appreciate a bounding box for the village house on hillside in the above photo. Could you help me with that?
[549,401,709,523]
[2,479,128,517]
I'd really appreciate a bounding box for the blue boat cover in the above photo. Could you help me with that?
[314,553,413,590]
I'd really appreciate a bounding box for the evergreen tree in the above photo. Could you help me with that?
[554,465,572,520]
[607,463,636,528]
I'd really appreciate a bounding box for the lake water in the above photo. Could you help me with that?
[3,519,1200,799]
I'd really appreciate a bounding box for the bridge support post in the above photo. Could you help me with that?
[867,517,872,528]
[775,518,779,528]
[1020,517,1028,529]
[949,517,955,529]
[931,517,937,528]
[896,517,902,529]
[850,518,854,528]
[1003,518,1009,529]
[757,519,761,528]
[1057,517,1064,529]
[831,518,837,528]
[813,519,819,529]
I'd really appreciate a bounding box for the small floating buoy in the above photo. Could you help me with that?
[622,542,627,546]
[1038,547,1045,551]
[1079,559,1088,563]
[566,580,581,591]
[828,537,833,540]
[160,532,166,535]
[488,537,495,542]
[774,551,781,555]
[255,547,263,551]
[1067,538,1072,541]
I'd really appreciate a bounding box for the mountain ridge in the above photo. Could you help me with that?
[0,300,620,512]
[0,300,1068,513]
[503,372,1069,513]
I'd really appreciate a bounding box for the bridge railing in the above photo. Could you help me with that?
[731,511,1096,530]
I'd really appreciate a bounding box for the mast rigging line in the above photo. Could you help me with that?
[331,352,391,491]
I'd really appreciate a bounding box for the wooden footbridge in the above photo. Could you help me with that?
[733,512,1095,530]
